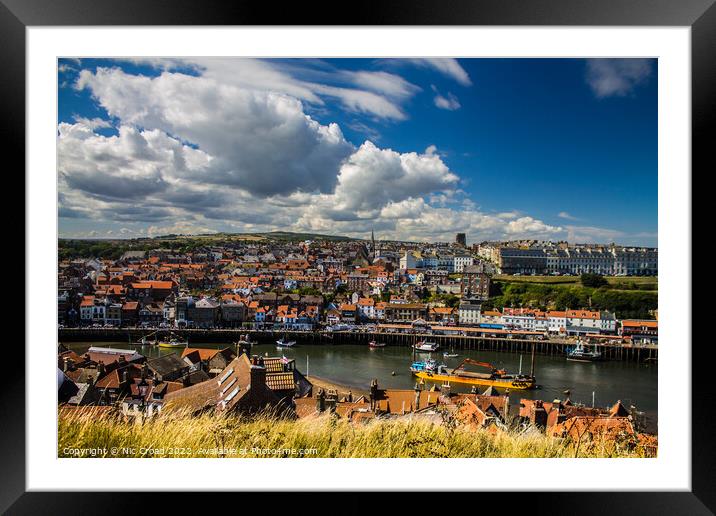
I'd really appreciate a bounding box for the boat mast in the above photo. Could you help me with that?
[530,341,536,377]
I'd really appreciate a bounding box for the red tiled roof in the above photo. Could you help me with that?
[181,348,220,362]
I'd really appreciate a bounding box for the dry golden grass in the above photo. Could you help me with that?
[58,407,652,459]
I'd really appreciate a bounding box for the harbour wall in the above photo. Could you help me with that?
[58,328,657,363]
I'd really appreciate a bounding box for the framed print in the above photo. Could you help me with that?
[6,0,712,512]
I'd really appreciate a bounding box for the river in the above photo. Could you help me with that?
[62,338,657,424]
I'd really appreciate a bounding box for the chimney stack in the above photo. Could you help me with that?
[369,379,378,411]
[250,363,266,388]
[325,390,338,413]
[316,388,326,412]
[97,361,106,376]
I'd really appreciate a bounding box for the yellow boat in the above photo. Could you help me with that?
[412,369,535,390]
[410,357,536,390]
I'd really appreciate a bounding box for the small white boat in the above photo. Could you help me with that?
[276,337,296,348]
[369,340,386,348]
[414,340,439,352]
[443,352,459,358]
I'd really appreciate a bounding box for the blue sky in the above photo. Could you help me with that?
[58,57,657,246]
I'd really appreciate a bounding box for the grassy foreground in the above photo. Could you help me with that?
[58,408,652,458]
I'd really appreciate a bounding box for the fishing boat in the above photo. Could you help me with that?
[157,334,189,348]
[276,336,296,348]
[369,340,386,348]
[566,340,603,362]
[414,340,439,352]
[410,358,438,373]
[411,357,536,390]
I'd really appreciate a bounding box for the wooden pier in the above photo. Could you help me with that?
[58,327,658,363]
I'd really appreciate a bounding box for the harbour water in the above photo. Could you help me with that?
[63,338,657,422]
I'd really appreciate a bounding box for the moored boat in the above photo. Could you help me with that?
[410,358,438,373]
[414,340,439,352]
[157,337,188,348]
[369,340,386,348]
[411,357,536,390]
[566,340,604,362]
[276,337,296,348]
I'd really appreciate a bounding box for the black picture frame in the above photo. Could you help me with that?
[4,0,709,513]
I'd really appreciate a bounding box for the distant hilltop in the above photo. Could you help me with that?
[59,231,357,243]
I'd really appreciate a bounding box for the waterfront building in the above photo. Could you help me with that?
[619,319,658,344]
[547,311,567,334]
[599,311,618,334]
[429,306,457,324]
[384,302,428,322]
[220,299,247,327]
[105,302,123,326]
[458,300,482,326]
[502,308,537,330]
[339,303,359,323]
[480,309,503,326]
[357,297,376,320]
[565,309,602,336]
[187,298,220,328]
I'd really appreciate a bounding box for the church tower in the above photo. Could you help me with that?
[370,229,378,260]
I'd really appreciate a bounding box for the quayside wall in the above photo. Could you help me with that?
[58,328,657,362]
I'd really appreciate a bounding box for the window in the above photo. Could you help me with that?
[225,386,241,402]
[217,368,234,385]
[220,378,237,396]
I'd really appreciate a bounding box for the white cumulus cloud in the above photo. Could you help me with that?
[586,59,653,98]
[59,58,576,244]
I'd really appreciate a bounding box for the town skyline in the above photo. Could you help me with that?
[58,58,657,246]
[59,229,658,249]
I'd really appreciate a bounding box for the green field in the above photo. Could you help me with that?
[494,275,658,291]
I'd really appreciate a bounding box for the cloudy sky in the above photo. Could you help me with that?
[57,58,657,246]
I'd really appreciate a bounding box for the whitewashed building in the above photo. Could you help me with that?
[453,255,474,273]
[458,301,482,326]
